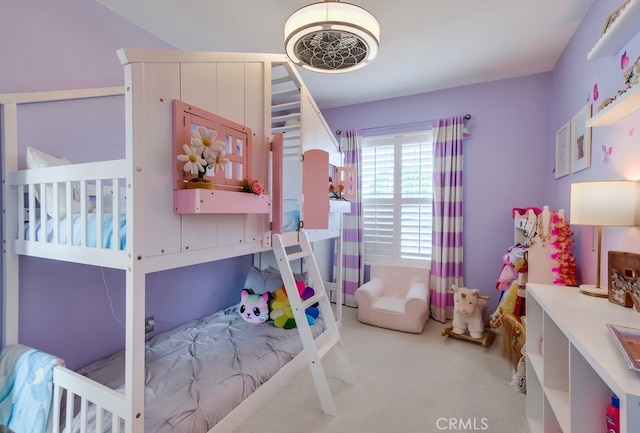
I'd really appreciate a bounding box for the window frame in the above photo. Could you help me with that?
[361,130,433,267]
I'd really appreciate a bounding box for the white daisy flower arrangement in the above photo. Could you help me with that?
[177,127,229,179]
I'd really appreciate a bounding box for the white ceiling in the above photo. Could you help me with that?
[98,0,594,109]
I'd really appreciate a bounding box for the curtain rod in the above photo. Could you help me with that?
[336,113,471,135]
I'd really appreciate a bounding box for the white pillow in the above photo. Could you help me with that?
[102,192,126,214]
[244,267,284,294]
[26,146,94,218]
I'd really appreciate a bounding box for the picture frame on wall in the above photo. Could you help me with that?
[555,121,570,178]
[570,103,592,173]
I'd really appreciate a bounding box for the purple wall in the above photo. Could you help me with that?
[324,0,640,311]
[546,0,640,287]
[0,0,253,370]
[323,74,551,312]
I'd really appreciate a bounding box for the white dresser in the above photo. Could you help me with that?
[526,283,640,433]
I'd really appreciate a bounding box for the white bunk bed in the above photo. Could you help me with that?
[1,49,351,433]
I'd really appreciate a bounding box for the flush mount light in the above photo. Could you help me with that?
[284,0,380,73]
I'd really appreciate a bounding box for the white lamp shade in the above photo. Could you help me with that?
[570,181,640,226]
[284,1,380,73]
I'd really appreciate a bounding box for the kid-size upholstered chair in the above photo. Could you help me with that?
[354,263,430,333]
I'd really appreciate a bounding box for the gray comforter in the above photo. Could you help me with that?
[73,305,325,433]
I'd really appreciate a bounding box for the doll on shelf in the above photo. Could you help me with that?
[492,250,528,323]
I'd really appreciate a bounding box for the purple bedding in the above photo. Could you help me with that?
[73,304,325,433]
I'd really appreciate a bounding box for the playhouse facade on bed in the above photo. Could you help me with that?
[1,49,346,433]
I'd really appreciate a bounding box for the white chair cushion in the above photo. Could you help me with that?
[371,297,405,315]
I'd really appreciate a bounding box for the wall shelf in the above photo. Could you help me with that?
[588,84,640,126]
[586,1,640,127]
[174,188,271,214]
[588,0,640,60]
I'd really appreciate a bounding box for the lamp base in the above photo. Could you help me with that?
[579,284,608,298]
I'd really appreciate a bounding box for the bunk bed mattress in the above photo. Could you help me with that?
[25,213,126,249]
[71,304,325,433]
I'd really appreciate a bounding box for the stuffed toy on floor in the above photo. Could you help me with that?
[450,285,489,339]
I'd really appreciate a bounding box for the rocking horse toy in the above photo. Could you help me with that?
[441,285,495,347]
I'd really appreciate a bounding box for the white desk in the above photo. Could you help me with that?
[526,283,640,433]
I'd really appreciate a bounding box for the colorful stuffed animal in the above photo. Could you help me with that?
[239,289,271,324]
[450,285,488,339]
[270,281,319,329]
[270,286,297,329]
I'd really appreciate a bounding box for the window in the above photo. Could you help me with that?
[361,130,433,265]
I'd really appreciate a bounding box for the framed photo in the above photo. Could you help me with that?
[555,121,570,178]
[602,1,630,36]
[570,104,592,173]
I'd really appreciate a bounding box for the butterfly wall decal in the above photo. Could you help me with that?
[602,145,612,164]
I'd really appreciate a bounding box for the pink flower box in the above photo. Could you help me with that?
[174,189,270,214]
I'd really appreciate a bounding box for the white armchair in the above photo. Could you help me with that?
[354,263,430,333]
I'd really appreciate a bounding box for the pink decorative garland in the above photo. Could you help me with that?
[549,212,577,286]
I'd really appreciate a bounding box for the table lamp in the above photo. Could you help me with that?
[569,181,640,297]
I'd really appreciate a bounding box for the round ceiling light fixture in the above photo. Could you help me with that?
[284,0,380,73]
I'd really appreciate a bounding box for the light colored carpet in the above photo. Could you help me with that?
[232,306,529,433]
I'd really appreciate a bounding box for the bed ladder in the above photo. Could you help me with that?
[272,231,355,416]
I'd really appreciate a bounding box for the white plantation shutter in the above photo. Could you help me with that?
[362,131,433,265]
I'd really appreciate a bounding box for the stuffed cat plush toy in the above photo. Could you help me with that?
[239,289,271,324]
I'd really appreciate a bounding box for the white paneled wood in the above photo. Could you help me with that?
[300,92,341,167]
[245,62,265,180]
[300,93,316,153]
[180,62,218,114]
[245,213,264,245]
[123,62,147,433]
[180,214,218,252]
[244,61,269,243]
[216,63,245,125]
[135,62,182,257]
[217,214,245,246]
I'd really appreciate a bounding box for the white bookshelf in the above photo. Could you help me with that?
[526,283,640,433]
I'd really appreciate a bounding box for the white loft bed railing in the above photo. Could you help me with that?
[0,86,138,433]
[9,160,129,266]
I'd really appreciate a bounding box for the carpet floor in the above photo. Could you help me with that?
[232,306,529,433]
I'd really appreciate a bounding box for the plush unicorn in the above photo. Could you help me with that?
[450,285,488,339]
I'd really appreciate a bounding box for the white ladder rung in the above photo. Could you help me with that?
[286,250,309,262]
[316,335,340,359]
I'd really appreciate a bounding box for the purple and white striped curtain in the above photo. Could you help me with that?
[430,117,465,322]
[334,129,364,307]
